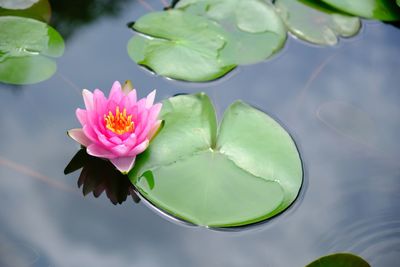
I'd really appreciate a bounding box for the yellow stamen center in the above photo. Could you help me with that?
[104,106,134,135]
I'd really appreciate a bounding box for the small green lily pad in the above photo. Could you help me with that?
[127,10,235,82]
[0,0,51,22]
[0,16,64,84]
[321,0,400,21]
[275,0,361,46]
[129,93,303,227]
[306,253,371,267]
[176,0,286,65]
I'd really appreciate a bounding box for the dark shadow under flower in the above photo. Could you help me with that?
[64,148,140,205]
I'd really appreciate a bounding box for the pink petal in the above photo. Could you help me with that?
[145,90,156,108]
[82,89,94,110]
[109,136,122,145]
[148,120,162,141]
[128,140,149,156]
[111,144,130,156]
[137,122,152,143]
[83,125,99,143]
[128,89,137,104]
[124,133,137,147]
[76,108,87,126]
[110,157,136,174]
[109,81,123,103]
[87,144,116,159]
[148,103,162,122]
[136,98,146,112]
[93,89,107,115]
[97,132,114,148]
[67,128,91,147]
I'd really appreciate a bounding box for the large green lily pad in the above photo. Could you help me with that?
[275,0,361,46]
[321,0,400,21]
[275,0,361,45]
[129,93,303,227]
[306,253,371,267]
[127,10,235,82]
[0,16,64,84]
[0,0,50,22]
[176,0,286,65]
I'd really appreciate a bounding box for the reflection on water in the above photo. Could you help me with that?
[65,148,140,205]
[0,0,399,266]
[50,0,136,39]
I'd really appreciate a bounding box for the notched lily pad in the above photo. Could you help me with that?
[0,16,64,84]
[321,0,400,21]
[306,253,371,267]
[129,93,303,228]
[176,0,287,65]
[127,10,235,82]
[275,0,361,46]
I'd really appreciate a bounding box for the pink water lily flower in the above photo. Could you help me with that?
[68,81,162,173]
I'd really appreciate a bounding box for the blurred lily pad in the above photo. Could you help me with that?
[0,0,38,9]
[65,149,140,205]
[275,0,361,45]
[321,0,400,21]
[127,10,235,82]
[175,0,286,65]
[0,0,51,22]
[0,16,64,84]
[306,253,370,267]
[129,93,303,227]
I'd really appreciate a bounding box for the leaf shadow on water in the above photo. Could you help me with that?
[64,148,141,205]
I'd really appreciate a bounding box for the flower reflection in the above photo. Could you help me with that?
[64,148,140,205]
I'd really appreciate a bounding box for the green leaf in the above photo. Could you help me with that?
[127,10,235,82]
[0,0,38,9]
[0,0,51,22]
[0,56,56,84]
[176,0,287,65]
[321,0,400,21]
[275,0,361,46]
[129,94,303,227]
[306,253,371,267]
[0,16,64,84]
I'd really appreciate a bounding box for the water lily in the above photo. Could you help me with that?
[68,81,162,173]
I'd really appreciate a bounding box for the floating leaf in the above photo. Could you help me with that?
[176,0,286,65]
[275,0,361,46]
[129,93,303,227]
[0,0,51,22]
[0,16,64,84]
[321,0,400,21]
[306,253,371,267]
[0,0,38,9]
[127,10,235,82]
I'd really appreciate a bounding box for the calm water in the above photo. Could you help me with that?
[1,0,400,266]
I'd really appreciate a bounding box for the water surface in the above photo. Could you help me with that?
[0,0,400,266]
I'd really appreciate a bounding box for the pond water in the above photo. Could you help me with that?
[1,0,400,266]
